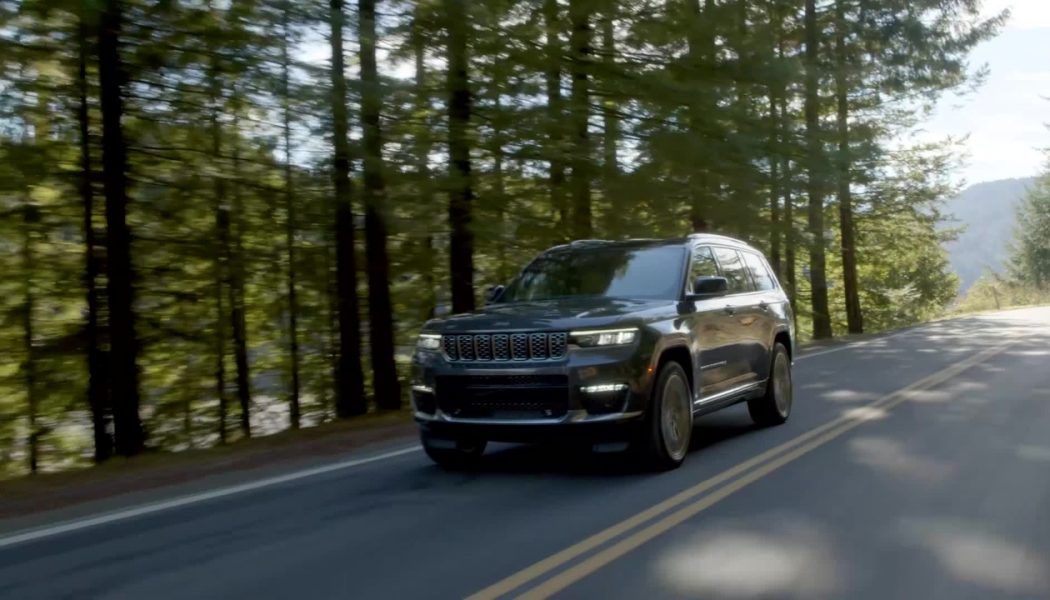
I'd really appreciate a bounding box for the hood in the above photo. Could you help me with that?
[431,297,669,333]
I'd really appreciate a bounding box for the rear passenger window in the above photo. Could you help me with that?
[689,246,719,292]
[742,251,776,291]
[712,248,753,293]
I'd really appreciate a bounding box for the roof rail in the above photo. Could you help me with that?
[687,232,756,247]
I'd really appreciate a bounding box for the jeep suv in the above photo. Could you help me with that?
[411,234,795,470]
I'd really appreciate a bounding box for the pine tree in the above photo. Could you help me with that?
[803,0,833,339]
[329,0,367,417]
[97,0,145,455]
[359,0,401,410]
[446,0,476,314]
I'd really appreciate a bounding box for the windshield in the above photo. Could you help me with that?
[499,245,686,303]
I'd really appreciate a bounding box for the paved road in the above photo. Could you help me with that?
[3,308,1050,600]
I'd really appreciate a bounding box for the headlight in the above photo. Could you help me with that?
[570,327,638,347]
[417,333,442,352]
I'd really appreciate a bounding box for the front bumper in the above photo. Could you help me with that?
[411,342,653,443]
[418,411,645,444]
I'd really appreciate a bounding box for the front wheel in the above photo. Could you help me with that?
[748,342,793,426]
[632,361,693,471]
[421,431,487,471]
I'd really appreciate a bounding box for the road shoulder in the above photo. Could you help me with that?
[0,415,417,533]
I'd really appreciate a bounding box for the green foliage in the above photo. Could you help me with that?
[1008,160,1050,289]
[0,0,1000,477]
[955,274,1050,315]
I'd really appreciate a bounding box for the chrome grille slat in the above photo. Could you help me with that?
[457,335,475,360]
[475,335,493,360]
[492,335,510,360]
[511,333,529,361]
[443,335,459,360]
[444,332,568,362]
[529,333,548,360]
[549,332,567,357]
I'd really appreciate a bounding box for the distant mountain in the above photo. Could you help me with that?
[942,177,1037,293]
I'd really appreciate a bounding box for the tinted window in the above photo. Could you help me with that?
[712,247,753,293]
[742,251,776,291]
[689,246,720,292]
[500,245,687,302]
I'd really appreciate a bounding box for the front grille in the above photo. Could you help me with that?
[457,336,476,360]
[443,332,568,362]
[436,375,569,419]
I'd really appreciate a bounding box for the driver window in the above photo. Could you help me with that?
[689,246,720,293]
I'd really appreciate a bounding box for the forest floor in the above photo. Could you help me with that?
[0,409,415,521]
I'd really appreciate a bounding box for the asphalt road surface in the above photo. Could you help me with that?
[3,308,1050,600]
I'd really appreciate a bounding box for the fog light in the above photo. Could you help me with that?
[411,384,436,414]
[581,383,628,394]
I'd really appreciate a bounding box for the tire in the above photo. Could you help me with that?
[748,342,793,427]
[632,361,693,471]
[421,431,487,471]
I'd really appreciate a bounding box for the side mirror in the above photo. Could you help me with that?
[484,285,505,305]
[690,276,729,299]
[431,303,452,318]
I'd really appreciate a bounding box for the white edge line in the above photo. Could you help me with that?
[0,445,421,550]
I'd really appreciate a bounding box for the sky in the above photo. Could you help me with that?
[920,0,1050,185]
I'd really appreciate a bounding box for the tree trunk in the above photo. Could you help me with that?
[685,0,717,233]
[359,0,401,410]
[568,0,592,240]
[213,209,228,445]
[600,14,622,238]
[98,0,144,456]
[446,0,476,314]
[228,122,251,437]
[329,0,367,417]
[767,1,783,278]
[778,67,798,318]
[411,11,437,320]
[803,0,832,339]
[769,90,782,277]
[22,203,39,473]
[490,79,509,282]
[783,157,797,315]
[835,0,863,334]
[77,11,112,463]
[280,1,301,429]
[543,0,568,237]
[208,24,251,439]
[209,54,228,443]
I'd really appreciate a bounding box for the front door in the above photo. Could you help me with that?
[685,245,735,399]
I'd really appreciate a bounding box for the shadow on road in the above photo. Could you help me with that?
[441,411,759,477]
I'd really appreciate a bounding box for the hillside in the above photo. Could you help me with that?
[942,177,1037,292]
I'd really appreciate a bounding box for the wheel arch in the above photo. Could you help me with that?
[654,344,695,401]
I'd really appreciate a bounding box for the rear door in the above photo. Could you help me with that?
[740,250,780,380]
[710,246,759,387]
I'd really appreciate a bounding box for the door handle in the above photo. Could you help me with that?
[758,301,769,312]
[724,305,736,315]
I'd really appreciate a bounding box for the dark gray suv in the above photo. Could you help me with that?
[411,234,795,470]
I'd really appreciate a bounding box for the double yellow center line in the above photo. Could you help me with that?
[467,341,1014,600]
